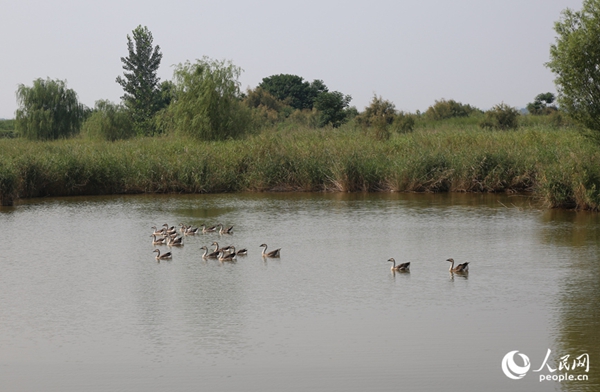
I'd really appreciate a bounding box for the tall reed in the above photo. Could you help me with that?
[0,124,599,209]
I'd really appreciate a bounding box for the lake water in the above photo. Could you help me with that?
[0,192,597,391]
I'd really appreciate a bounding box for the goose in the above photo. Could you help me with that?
[218,224,234,235]
[201,224,217,233]
[260,243,281,258]
[200,245,220,259]
[218,247,237,262]
[184,226,199,235]
[447,258,469,272]
[151,226,165,236]
[153,249,172,260]
[167,235,184,247]
[235,248,248,256]
[150,234,167,245]
[388,258,410,272]
[162,223,177,236]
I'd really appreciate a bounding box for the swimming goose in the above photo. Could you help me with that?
[162,223,177,236]
[218,247,237,262]
[201,224,217,233]
[218,224,234,235]
[200,245,220,259]
[447,258,469,272]
[184,226,199,235]
[153,249,172,260]
[260,243,281,258]
[235,248,248,256]
[151,234,167,245]
[151,226,165,236]
[167,235,184,247]
[388,258,410,272]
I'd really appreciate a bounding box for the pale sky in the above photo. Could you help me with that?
[0,0,583,119]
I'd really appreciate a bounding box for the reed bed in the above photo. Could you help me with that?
[1,124,599,210]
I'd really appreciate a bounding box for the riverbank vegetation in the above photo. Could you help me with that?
[0,114,598,210]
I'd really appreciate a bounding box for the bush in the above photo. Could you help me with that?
[479,103,519,130]
[81,100,135,141]
[392,112,415,133]
[424,99,480,121]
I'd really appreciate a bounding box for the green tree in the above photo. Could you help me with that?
[259,74,325,110]
[526,92,557,115]
[81,100,135,141]
[424,98,480,120]
[168,57,251,140]
[116,25,163,135]
[314,91,352,127]
[546,0,600,132]
[15,78,84,140]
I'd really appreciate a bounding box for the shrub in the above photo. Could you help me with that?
[81,100,135,141]
[424,99,480,120]
[479,103,520,130]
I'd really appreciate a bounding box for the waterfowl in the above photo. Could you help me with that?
[184,226,199,235]
[153,248,172,260]
[200,245,220,259]
[151,234,167,245]
[218,224,234,235]
[163,223,177,234]
[201,224,217,233]
[167,235,184,247]
[260,243,281,258]
[235,248,248,256]
[447,258,469,272]
[151,226,165,236]
[218,247,237,262]
[388,258,410,272]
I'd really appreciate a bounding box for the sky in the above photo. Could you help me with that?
[0,0,584,119]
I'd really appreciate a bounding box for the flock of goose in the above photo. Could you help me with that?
[150,223,468,274]
[150,223,281,261]
[387,257,470,273]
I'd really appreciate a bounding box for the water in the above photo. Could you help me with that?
[0,192,597,391]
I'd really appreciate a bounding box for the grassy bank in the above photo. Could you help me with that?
[0,123,599,209]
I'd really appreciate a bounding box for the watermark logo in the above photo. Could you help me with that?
[501,349,589,382]
[501,350,531,380]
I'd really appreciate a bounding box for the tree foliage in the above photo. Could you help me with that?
[81,100,135,141]
[313,91,352,127]
[167,57,251,140]
[259,74,325,110]
[526,92,557,115]
[424,98,480,120]
[546,0,600,132]
[116,25,163,135]
[15,78,84,140]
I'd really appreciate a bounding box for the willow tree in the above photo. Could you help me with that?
[15,78,84,140]
[546,0,600,133]
[168,57,251,140]
[116,25,163,135]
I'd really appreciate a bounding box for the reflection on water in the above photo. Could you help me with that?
[0,192,597,391]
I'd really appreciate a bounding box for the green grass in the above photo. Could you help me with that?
[0,120,599,210]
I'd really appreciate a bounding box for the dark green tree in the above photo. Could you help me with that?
[259,74,325,110]
[116,25,163,135]
[314,91,352,127]
[546,0,600,132]
[168,57,251,140]
[526,92,557,115]
[15,78,85,140]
